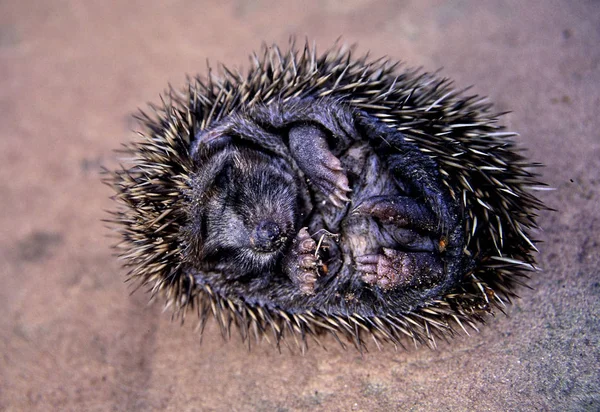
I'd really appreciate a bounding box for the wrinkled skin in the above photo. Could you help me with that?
[184,97,470,315]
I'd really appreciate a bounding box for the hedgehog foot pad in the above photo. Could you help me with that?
[284,228,320,294]
[356,248,443,290]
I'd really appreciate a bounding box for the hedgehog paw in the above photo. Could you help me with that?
[289,124,351,208]
[356,249,412,290]
[284,228,320,294]
[356,248,445,290]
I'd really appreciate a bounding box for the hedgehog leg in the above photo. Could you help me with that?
[283,228,320,294]
[352,195,449,251]
[355,248,444,290]
[191,124,233,156]
[357,115,462,239]
[288,124,351,208]
[353,195,448,289]
[353,195,439,233]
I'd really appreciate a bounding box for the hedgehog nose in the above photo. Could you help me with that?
[256,220,280,242]
[252,220,282,252]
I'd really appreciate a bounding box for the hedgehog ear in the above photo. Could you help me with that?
[190,149,234,197]
[213,162,234,193]
[191,128,233,158]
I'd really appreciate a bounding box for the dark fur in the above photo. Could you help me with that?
[184,98,470,316]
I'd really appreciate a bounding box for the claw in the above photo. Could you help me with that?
[337,191,351,203]
[338,180,352,193]
[299,254,317,268]
[300,271,317,283]
[300,238,317,252]
[329,160,344,172]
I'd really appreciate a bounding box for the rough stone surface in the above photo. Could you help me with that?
[1,1,598,411]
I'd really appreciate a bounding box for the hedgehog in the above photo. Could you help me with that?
[107,41,545,351]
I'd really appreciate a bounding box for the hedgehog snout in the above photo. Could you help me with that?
[249,219,286,252]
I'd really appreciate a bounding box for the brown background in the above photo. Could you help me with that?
[1,1,599,411]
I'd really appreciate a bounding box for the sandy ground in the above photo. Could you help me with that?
[1,1,599,411]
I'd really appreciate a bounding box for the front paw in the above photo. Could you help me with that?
[288,124,351,208]
[284,228,320,294]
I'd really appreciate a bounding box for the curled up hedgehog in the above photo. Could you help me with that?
[107,41,545,351]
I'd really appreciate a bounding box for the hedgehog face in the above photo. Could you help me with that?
[192,147,301,276]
